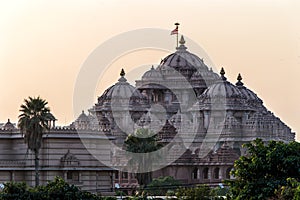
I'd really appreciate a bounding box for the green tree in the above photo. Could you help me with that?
[124,128,162,188]
[175,185,212,200]
[271,178,300,200]
[0,182,30,200]
[0,177,102,200]
[146,176,181,196]
[18,96,51,186]
[226,139,300,200]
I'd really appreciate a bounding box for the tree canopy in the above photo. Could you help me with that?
[146,176,181,196]
[0,177,104,200]
[227,138,300,200]
[18,96,52,186]
[124,128,162,187]
[18,96,51,152]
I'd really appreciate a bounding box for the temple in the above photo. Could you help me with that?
[0,34,295,194]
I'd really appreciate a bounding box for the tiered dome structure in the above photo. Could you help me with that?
[70,32,294,188]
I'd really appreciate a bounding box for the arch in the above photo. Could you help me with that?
[203,167,209,179]
[115,171,119,179]
[214,167,220,179]
[192,168,198,179]
[122,172,128,179]
[226,167,232,179]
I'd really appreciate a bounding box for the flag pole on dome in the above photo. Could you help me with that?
[171,22,180,48]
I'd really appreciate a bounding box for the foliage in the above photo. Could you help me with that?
[271,178,300,200]
[146,176,181,196]
[211,186,229,198]
[18,96,51,152]
[18,96,52,186]
[226,139,300,200]
[0,177,102,200]
[0,182,31,200]
[124,128,162,187]
[175,185,210,200]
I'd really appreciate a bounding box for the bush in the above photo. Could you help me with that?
[0,177,102,200]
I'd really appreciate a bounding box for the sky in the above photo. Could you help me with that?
[0,0,299,141]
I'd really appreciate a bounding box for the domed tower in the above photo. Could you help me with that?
[95,69,146,143]
[136,36,218,117]
[3,119,16,130]
[73,110,90,130]
[190,68,253,153]
[197,68,249,113]
[159,35,207,80]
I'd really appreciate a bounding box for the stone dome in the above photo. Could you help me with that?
[98,69,144,103]
[158,36,208,79]
[200,69,244,99]
[141,66,163,81]
[3,119,15,130]
[76,111,89,122]
[196,68,248,111]
[96,69,146,112]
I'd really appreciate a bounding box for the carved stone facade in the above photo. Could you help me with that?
[0,34,295,192]
[0,123,115,194]
[85,35,295,189]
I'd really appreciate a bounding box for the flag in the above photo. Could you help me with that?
[171,27,178,35]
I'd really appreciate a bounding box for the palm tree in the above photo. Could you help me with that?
[18,96,51,186]
[125,128,162,188]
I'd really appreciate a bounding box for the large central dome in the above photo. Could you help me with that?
[158,36,209,79]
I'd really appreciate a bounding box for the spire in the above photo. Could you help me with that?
[118,68,127,83]
[236,73,244,86]
[220,67,227,81]
[176,35,187,51]
[179,35,185,45]
[120,68,125,77]
[151,65,154,70]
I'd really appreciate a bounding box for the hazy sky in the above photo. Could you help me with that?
[0,1,299,141]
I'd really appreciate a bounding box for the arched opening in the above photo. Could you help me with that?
[67,171,79,182]
[226,167,232,179]
[115,171,119,179]
[203,167,209,179]
[122,172,128,179]
[214,167,220,179]
[192,168,198,179]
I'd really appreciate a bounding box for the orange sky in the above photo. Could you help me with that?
[0,1,299,141]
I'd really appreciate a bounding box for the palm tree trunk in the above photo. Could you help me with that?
[35,150,39,187]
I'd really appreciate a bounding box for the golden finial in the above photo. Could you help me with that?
[120,68,125,77]
[220,67,225,76]
[179,35,185,45]
[237,73,242,81]
[236,73,244,86]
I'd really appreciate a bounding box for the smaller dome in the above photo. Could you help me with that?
[76,110,89,122]
[3,119,15,130]
[196,68,248,111]
[96,69,146,112]
[201,68,244,99]
[141,66,163,81]
[104,69,144,100]
[97,69,144,103]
